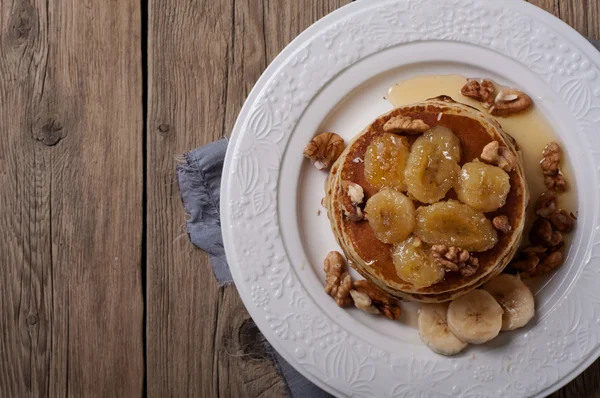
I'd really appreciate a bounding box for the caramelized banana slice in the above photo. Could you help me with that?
[404,127,461,203]
[365,188,416,244]
[392,237,445,288]
[455,161,511,212]
[415,200,498,252]
[364,133,410,191]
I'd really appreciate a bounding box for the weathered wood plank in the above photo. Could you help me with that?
[0,0,143,396]
[148,0,351,396]
[527,0,560,19]
[587,0,600,41]
[529,0,600,41]
[146,0,232,395]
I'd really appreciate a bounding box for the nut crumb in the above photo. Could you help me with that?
[480,141,517,172]
[352,157,363,163]
[303,132,345,170]
[383,115,429,134]
[317,209,321,216]
[437,113,442,121]
[492,215,511,234]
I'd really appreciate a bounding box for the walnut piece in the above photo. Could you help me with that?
[383,115,430,134]
[529,218,563,248]
[341,180,365,221]
[492,215,511,234]
[532,250,564,277]
[540,142,560,175]
[480,140,517,172]
[540,142,567,192]
[544,174,567,193]
[431,245,479,277]
[548,209,576,233]
[511,247,564,278]
[461,79,496,107]
[323,251,352,306]
[352,280,401,320]
[349,290,380,315]
[509,253,540,274]
[303,132,345,171]
[489,89,533,116]
[535,191,557,218]
[523,245,548,255]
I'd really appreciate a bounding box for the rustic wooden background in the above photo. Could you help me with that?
[1,0,599,396]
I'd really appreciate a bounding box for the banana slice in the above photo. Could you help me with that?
[404,127,461,204]
[447,290,503,344]
[418,303,468,356]
[392,237,445,288]
[364,188,416,244]
[414,200,498,252]
[482,274,535,331]
[455,161,511,212]
[364,133,410,191]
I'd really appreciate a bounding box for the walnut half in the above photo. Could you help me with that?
[480,140,517,172]
[489,89,532,116]
[383,115,429,134]
[431,245,479,277]
[323,251,352,306]
[303,132,345,171]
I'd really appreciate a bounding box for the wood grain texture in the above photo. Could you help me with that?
[147,0,351,396]
[529,0,600,41]
[0,0,144,396]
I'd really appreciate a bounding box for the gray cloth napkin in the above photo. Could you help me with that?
[178,39,600,398]
[177,138,331,398]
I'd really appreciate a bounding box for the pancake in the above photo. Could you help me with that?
[324,96,529,303]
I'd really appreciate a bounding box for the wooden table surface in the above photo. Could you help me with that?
[1,0,599,396]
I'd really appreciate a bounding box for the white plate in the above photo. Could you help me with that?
[221,1,600,396]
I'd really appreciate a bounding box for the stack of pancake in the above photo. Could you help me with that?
[324,96,529,302]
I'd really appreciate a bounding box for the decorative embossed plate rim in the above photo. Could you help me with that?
[221,1,600,396]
